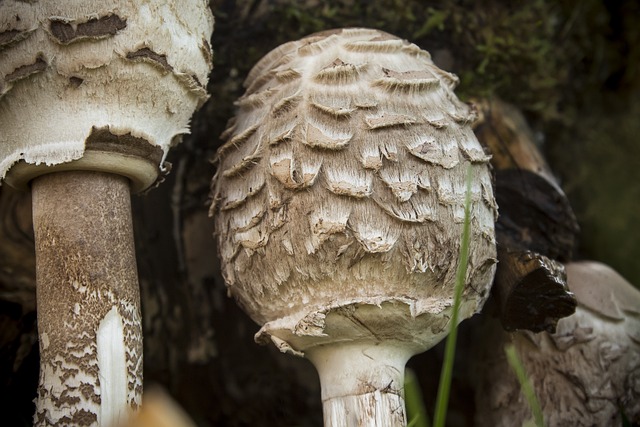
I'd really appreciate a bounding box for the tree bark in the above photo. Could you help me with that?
[474,99,579,332]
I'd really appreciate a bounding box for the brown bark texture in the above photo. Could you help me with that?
[474,98,579,332]
[32,171,142,426]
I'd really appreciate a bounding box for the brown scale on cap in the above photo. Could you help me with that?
[211,28,496,327]
[211,28,497,426]
[0,1,213,425]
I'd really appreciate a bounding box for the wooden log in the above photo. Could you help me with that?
[474,98,557,186]
[494,248,576,332]
[474,98,579,332]
[494,169,578,260]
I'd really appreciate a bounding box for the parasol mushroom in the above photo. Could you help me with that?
[473,261,640,426]
[0,1,213,425]
[211,28,497,426]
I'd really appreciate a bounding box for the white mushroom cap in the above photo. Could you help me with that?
[0,0,213,192]
[211,28,497,355]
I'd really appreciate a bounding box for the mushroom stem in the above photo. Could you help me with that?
[307,341,413,427]
[32,171,142,427]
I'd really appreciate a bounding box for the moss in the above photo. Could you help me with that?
[207,0,612,120]
[203,0,640,282]
[447,0,565,117]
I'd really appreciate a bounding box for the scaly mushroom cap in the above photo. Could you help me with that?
[211,28,497,353]
[0,0,213,192]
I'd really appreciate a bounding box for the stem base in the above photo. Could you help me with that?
[307,341,414,427]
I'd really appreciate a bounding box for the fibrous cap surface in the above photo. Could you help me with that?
[211,28,497,354]
[0,0,214,192]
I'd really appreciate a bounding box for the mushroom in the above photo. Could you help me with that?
[211,28,497,426]
[0,1,213,425]
[472,261,640,426]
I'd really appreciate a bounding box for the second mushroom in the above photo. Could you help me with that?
[211,28,497,426]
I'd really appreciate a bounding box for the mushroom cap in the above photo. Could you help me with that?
[211,28,497,353]
[0,0,213,192]
[473,261,640,426]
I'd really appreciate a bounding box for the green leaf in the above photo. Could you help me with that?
[405,368,430,427]
[505,344,545,427]
[432,164,473,427]
[414,8,450,39]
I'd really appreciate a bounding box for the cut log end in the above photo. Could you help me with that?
[495,249,577,333]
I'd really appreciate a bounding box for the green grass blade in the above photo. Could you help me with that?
[504,344,545,427]
[432,164,473,427]
[405,368,431,427]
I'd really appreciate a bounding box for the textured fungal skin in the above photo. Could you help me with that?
[473,261,640,427]
[211,29,497,349]
[0,0,213,190]
[32,172,142,427]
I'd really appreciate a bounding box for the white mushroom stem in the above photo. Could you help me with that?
[32,171,141,427]
[307,341,414,426]
[258,301,475,427]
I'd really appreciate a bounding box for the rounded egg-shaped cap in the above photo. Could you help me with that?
[211,28,497,352]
